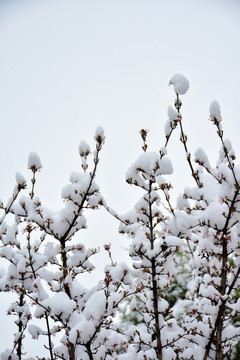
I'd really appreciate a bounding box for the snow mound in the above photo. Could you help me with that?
[169,73,189,95]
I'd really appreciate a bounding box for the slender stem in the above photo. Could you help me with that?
[0,188,21,225]
[16,291,25,360]
[29,170,36,200]
[44,313,54,360]
[148,181,162,360]
[175,94,201,189]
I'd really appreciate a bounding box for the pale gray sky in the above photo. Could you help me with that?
[0,0,240,205]
[0,0,240,355]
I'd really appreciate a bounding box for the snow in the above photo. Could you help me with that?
[68,171,82,184]
[78,140,91,157]
[69,315,95,344]
[202,200,228,228]
[159,147,167,156]
[53,345,68,359]
[28,324,43,339]
[117,345,137,359]
[0,349,19,360]
[134,152,159,175]
[162,347,177,360]
[35,292,76,322]
[126,152,173,185]
[164,119,172,136]
[209,100,222,122]
[167,105,179,121]
[160,156,173,175]
[94,126,105,146]
[62,172,97,200]
[169,73,190,95]
[95,126,105,139]
[28,152,42,171]
[194,148,211,170]
[84,290,106,320]
[16,257,27,273]
[105,262,132,285]
[15,172,26,187]
[176,194,190,210]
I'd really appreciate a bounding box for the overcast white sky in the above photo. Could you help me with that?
[0,0,240,355]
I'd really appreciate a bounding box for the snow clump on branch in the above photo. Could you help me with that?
[15,172,27,190]
[94,126,105,148]
[126,151,173,186]
[169,73,190,95]
[209,100,222,123]
[28,152,42,172]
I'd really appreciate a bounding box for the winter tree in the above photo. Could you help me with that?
[0,74,240,360]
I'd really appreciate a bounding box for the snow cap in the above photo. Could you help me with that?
[15,172,27,190]
[169,73,189,95]
[95,126,105,143]
[28,152,42,171]
[79,140,91,157]
[209,100,222,122]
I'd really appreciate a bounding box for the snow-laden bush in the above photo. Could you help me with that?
[1,74,240,360]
